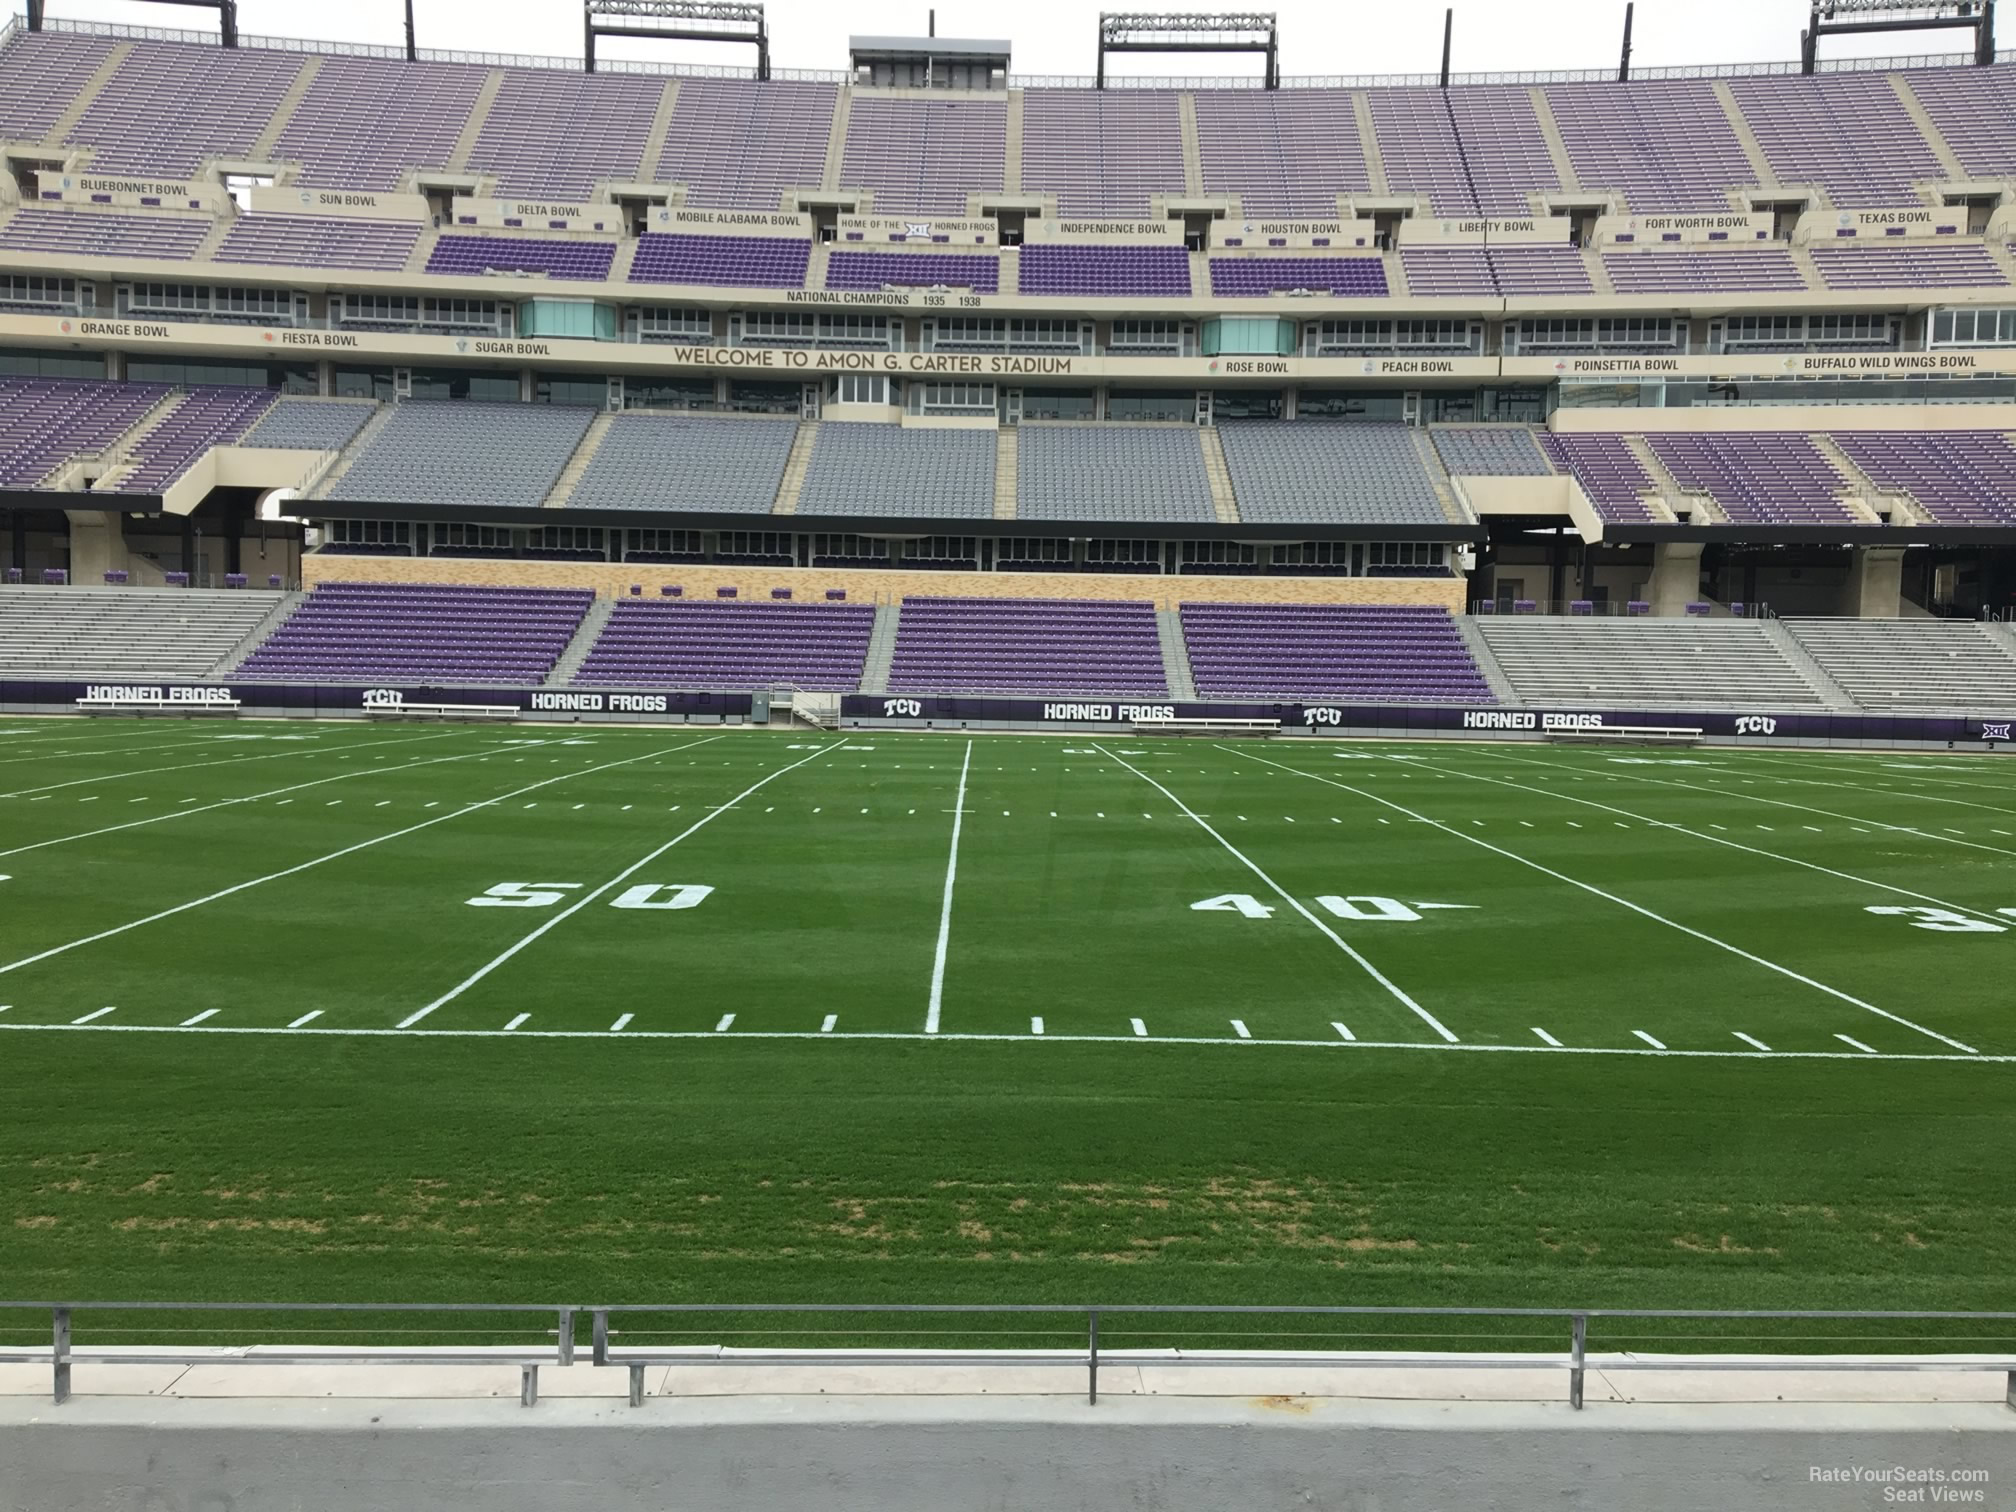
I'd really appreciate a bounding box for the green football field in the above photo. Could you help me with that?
[1,718,2013,1350]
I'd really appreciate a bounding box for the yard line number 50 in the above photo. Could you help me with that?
[467,882,713,910]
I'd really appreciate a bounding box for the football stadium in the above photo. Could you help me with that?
[1,0,2015,1503]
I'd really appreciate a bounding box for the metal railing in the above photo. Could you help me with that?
[3,1301,2013,1410]
[11,13,2009,87]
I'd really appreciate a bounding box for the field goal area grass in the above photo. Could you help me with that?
[0,717,2012,1332]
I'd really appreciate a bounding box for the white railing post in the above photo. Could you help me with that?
[1087,1309,1101,1405]
[1569,1314,1587,1409]
[51,1307,70,1405]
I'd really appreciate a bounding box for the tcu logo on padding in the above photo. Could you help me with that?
[361,688,405,709]
[1734,716,1778,735]
[1303,707,1344,727]
[883,698,923,717]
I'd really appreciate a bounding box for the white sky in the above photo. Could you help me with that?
[29,0,1969,77]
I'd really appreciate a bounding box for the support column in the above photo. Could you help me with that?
[1645,539,1705,616]
[62,509,129,583]
[1844,546,1904,618]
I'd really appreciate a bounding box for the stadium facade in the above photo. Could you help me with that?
[7,11,2016,730]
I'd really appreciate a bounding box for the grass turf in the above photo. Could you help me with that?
[1,719,2013,1351]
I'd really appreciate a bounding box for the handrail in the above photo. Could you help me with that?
[2,1300,2012,1411]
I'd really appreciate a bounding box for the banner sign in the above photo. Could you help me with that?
[0,682,753,719]
[842,695,2013,745]
[4,681,2010,745]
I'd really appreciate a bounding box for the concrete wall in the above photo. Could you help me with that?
[298,555,1469,613]
[5,1396,2013,1512]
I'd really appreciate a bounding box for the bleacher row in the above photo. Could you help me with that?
[9,581,2016,715]
[8,30,2016,216]
[14,377,2016,529]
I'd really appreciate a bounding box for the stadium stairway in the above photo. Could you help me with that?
[1582,248,1616,297]
[1786,241,1824,293]
[1352,92,1390,190]
[248,56,323,159]
[39,389,183,491]
[1003,88,1024,190]
[543,412,618,508]
[771,421,820,514]
[1710,78,1780,191]
[1199,429,1240,523]
[1759,620,1857,709]
[212,590,305,677]
[1807,436,1915,525]
[819,87,851,190]
[1177,94,1204,194]
[636,80,681,182]
[997,244,1020,295]
[1620,438,1697,522]
[993,428,1018,519]
[1453,616,1518,704]
[307,403,397,499]
[1891,75,1968,178]
[43,41,133,142]
[1156,609,1198,701]
[547,597,614,687]
[858,603,901,695]
[1527,85,1579,189]
[191,216,237,263]
[1410,430,1466,523]
[447,69,505,170]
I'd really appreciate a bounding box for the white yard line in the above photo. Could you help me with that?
[610,1013,634,1032]
[1220,746,1980,1057]
[1418,752,2016,929]
[1836,1033,1879,1055]
[1734,1032,1773,1052]
[180,1009,218,1026]
[0,735,726,981]
[1095,743,1457,1043]
[0,741,563,859]
[0,731,250,767]
[924,739,974,1035]
[714,1013,736,1032]
[1632,1029,1666,1050]
[0,730,461,800]
[71,1006,115,1024]
[504,1013,530,1032]
[1231,1018,1252,1039]
[1531,1027,1562,1047]
[6,1019,2009,1064]
[1492,747,2016,843]
[288,1010,323,1029]
[1751,750,2016,804]
[1031,1016,1045,1035]
[1132,1017,1149,1037]
[397,740,835,1028]
[821,1014,838,1033]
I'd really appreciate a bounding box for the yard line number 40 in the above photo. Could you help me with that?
[467,882,713,910]
[1192,894,1475,922]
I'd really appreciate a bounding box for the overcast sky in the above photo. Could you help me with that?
[33,0,1960,77]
